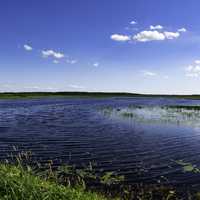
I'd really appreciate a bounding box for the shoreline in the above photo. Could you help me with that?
[1,92,200,100]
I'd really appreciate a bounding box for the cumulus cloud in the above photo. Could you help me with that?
[133,30,181,42]
[42,49,64,59]
[178,28,187,32]
[150,25,163,30]
[133,31,165,42]
[185,65,200,77]
[184,59,200,77]
[195,60,200,64]
[93,62,99,67]
[110,34,130,42]
[141,70,157,77]
[130,20,137,25]
[111,24,185,43]
[163,31,180,39]
[24,44,33,51]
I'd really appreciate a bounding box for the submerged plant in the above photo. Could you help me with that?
[121,112,134,118]
[174,160,200,173]
[100,172,124,186]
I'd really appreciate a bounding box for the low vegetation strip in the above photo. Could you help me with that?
[1,92,200,99]
[0,92,141,99]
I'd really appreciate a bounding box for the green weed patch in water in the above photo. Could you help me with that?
[174,160,200,173]
[166,105,200,111]
[121,112,135,118]
[102,105,200,129]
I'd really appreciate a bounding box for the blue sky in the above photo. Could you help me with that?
[1,0,200,94]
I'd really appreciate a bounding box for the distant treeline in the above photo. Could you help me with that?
[0,92,200,99]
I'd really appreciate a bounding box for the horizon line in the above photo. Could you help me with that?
[0,91,200,96]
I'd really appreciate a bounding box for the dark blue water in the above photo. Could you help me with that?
[1,97,200,186]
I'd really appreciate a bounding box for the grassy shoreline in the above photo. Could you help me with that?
[1,92,200,100]
[0,163,110,200]
[0,151,200,199]
[1,162,200,200]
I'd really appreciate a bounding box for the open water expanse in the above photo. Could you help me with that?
[1,97,200,187]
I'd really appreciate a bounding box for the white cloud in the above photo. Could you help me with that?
[68,84,85,89]
[110,34,130,42]
[185,65,200,77]
[150,25,163,30]
[133,30,181,42]
[141,70,157,77]
[130,20,137,25]
[163,31,180,39]
[133,31,165,42]
[185,65,193,71]
[42,49,64,59]
[178,28,187,32]
[185,60,200,78]
[24,44,33,51]
[93,62,99,67]
[112,24,184,43]
[66,59,77,64]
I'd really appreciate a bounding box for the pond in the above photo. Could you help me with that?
[1,97,200,187]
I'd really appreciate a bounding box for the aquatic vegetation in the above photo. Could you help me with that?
[1,150,191,200]
[174,160,200,173]
[102,105,200,128]
[121,112,134,118]
[100,172,124,186]
[167,105,200,111]
[0,162,187,200]
[101,106,114,116]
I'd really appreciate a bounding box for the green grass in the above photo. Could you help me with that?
[0,163,112,200]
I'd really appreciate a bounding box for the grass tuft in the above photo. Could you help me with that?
[0,163,111,200]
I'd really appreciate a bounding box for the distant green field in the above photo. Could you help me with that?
[0,92,200,100]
